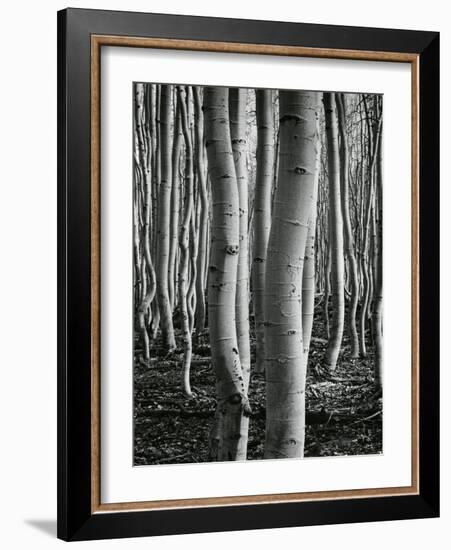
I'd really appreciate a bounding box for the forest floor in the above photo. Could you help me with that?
[134,310,382,465]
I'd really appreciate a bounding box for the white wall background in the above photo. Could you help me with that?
[0,0,448,547]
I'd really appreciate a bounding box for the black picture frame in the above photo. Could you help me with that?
[57,7,439,541]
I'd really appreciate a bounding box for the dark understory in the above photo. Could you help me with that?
[134,307,382,465]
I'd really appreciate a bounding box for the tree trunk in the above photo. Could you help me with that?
[150,86,160,340]
[229,88,251,389]
[193,87,209,331]
[156,85,176,351]
[168,98,182,310]
[134,83,157,361]
[323,233,331,339]
[360,95,382,357]
[302,110,322,366]
[252,89,275,374]
[323,92,345,372]
[372,117,383,388]
[264,90,321,459]
[336,93,360,358]
[203,86,250,461]
[178,86,195,396]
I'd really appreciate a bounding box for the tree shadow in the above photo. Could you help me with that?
[25,519,57,538]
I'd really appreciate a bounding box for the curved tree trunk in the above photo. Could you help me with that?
[203,86,250,461]
[323,92,345,372]
[372,116,383,388]
[229,88,251,389]
[336,93,360,358]
[150,85,161,340]
[252,89,275,374]
[264,90,321,459]
[156,85,176,351]
[178,86,195,397]
[134,83,157,361]
[133,175,142,317]
[193,87,209,331]
[168,99,182,311]
[188,205,199,336]
[187,93,200,341]
[359,95,382,357]
[302,110,322,366]
[323,237,331,339]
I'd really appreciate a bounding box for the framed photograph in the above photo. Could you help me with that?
[57,8,439,541]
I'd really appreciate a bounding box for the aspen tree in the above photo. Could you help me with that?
[264,90,321,459]
[178,86,195,396]
[187,88,200,339]
[252,89,275,374]
[188,203,199,335]
[323,92,345,372]
[336,93,360,358]
[134,83,157,361]
[156,85,176,351]
[302,110,322,365]
[193,87,209,331]
[203,87,250,461]
[150,86,160,340]
[230,88,251,389]
[360,95,382,357]
[148,85,157,256]
[372,116,383,388]
[133,171,141,307]
[168,99,182,310]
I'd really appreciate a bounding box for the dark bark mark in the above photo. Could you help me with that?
[225,245,239,255]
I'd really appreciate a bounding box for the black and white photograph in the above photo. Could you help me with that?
[133,84,383,465]
[0,0,444,546]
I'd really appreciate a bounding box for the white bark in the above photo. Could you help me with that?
[156,85,176,351]
[178,86,195,396]
[252,89,275,374]
[264,90,322,459]
[323,92,345,371]
[230,88,251,390]
[203,86,250,461]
